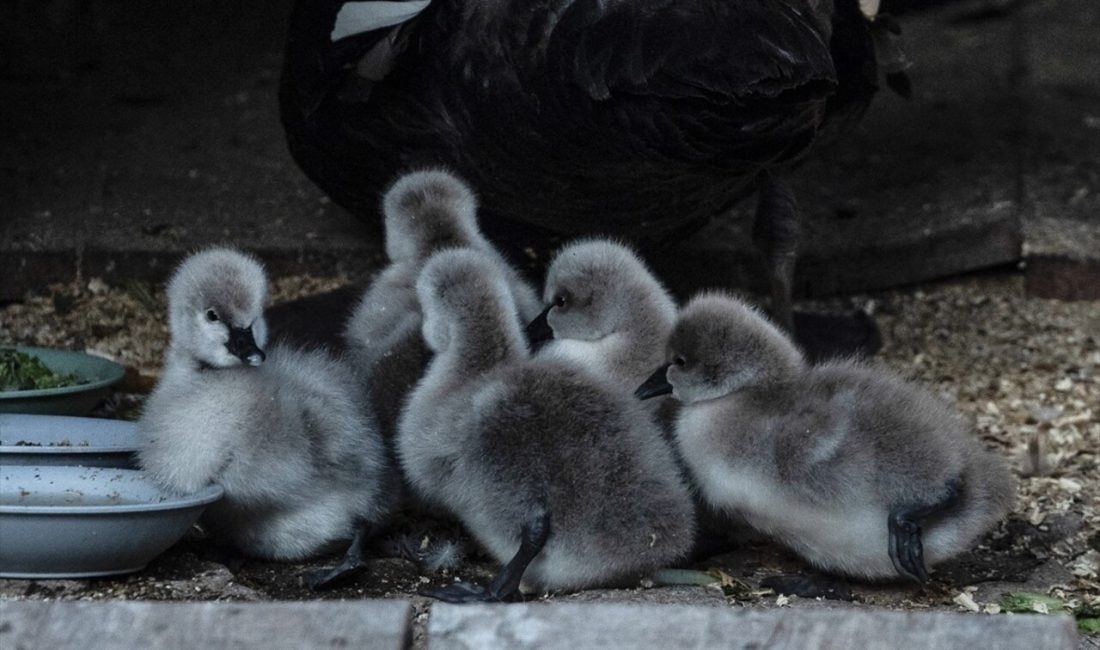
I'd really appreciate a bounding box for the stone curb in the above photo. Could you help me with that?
[0,599,411,650]
[428,602,1078,650]
[0,599,1081,650]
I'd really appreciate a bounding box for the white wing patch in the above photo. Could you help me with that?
[331,0,432,42]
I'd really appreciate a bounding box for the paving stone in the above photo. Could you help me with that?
[557,585,727,607]
[427,602,1078,650]
[558,585,730,611]
[0,599,412,650]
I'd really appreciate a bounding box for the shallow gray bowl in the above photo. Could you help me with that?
[0,466,223,578]
[0,414,139,468]
[0,347,126,416]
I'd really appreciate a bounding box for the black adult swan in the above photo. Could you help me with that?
[279,0,900,334]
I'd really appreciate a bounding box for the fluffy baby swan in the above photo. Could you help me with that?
[528,239,735,554]
[527,239,677,391]
[399,249,695,602]
[345,169,540,441]
[636,293,1015,586]
[138,248,394,588]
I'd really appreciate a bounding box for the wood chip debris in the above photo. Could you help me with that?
[1,271,1097,611]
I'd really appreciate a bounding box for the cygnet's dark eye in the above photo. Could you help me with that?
[205,309,220,323]
[554,294,567,308]
[673,355,687,367]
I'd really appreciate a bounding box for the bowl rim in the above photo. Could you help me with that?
[0,445,137,455]
[0,414,139,454]
[0,346,126,400]
[0,467,224,515]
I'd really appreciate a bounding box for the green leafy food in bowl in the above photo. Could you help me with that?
[0,349,89,392]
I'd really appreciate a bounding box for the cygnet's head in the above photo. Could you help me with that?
[527,239,673,346]
[636,293,804,404]
[383,169,482,263]
[167,248,268,368]
[415,248,523,355]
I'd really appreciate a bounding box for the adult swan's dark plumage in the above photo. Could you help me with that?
[280,0,892,330]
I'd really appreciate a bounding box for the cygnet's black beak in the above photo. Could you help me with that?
[635,364,673,400]
[227,326,265,366]
[525,305,555,350]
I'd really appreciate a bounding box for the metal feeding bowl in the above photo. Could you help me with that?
[0,466,223,578]
[0,347,126,416]
[0,414,139,468]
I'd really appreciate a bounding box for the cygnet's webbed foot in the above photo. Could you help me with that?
[888,513,928,583]
[887,479,963,584]
[422,511,551,604]
[304,557,366,590]
[306,520,374,591]
[420,581,512,604]
[762,573,853,601]
[792,310,883,362]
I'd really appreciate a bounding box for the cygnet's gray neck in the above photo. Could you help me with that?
[766,349,809,385]
[446,306,526,376]
[161,345,208,384]
[604,290,676,379]
[729,363,805,401]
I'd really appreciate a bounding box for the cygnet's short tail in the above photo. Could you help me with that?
[926,441,1016,564]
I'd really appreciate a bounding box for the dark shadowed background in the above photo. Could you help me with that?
[1,0,1097,302]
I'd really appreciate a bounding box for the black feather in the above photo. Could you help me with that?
[279,0,881,250]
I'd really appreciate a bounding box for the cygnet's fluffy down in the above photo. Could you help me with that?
[637,293,1015,584]
[527,239,676,391]
[344,169,540,443]
[399,249,695,601]
[138,248,395,585]
[528,239,743,553]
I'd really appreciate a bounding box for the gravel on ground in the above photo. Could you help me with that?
[1,269,1097,634]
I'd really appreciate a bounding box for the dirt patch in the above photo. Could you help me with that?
[1,270,1096,632]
